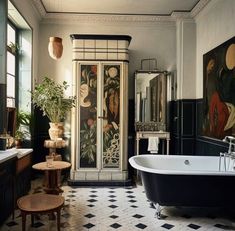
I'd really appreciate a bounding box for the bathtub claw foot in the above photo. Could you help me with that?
[152,203,162,219]
[156,211,162,219]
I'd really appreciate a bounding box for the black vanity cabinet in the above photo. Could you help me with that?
[0,149,33,225]
[0,157,16,225]
[15,152,32,199]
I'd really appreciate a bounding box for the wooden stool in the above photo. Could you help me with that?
[17,193,64,231]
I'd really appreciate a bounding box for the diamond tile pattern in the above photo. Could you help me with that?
[83,223,95,229]
[110,223,122,229]
[188,223,201,229]
[87,199,97,203]
[109,204,118,209]
[110,215,119,219]
[1,177,235,231]
[84,213,95,218]
[133,214,144,219]
[136,223,147,229]
[161,223,174,229]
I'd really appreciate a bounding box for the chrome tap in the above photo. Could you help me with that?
[220,136,235,171]
[222,136,235,154]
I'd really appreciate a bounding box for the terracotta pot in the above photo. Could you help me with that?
[15,138,22,148]
[48,37,63,60]
[48,122,64,140]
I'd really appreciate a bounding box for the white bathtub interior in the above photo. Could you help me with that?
[129,154,235,175]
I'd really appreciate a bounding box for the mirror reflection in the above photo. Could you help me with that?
[135,71,169,131]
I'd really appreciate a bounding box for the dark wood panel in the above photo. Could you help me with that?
[170,98,230,156]
[0,158,15,225]
[70,34,132,43]
[170,99,196,155]
[196,136,227,156]
[170,100,180,136]
[195,99,203,136]
[16,153,31,174]
[181,138,195,155]
[181,100,195,137]
[171,136,181,155]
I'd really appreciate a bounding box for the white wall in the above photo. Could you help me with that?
[196,0,235,98]
[176,19,196,99]
[38,21,176,98]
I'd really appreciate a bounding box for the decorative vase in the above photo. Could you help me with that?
[48,122,64,140]
[48,37,63,60]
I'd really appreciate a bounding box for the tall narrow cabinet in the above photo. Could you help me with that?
[70,34,131,184]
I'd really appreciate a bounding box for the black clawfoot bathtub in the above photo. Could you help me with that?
[129,155,235,218]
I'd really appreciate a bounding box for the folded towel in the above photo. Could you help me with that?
[147,137,159,153]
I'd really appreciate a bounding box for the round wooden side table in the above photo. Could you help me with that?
[17,193,64,231]
[32,161,71,194]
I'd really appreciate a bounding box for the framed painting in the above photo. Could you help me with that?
[203,37,235,139]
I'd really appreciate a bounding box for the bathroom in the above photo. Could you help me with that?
[1,0,235,230]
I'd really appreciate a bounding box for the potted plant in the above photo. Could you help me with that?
[31,76,76,140]
[15,110,31,148]
[7,42,20,54]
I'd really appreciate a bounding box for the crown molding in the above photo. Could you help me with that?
[41,13,176,24]
[190,0,211,18]
[31,0,46,19]
[31,0,210,23]
[171,11,192,19]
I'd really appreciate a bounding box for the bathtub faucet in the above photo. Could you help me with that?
[220,136,235,171]
[223,136,235,154]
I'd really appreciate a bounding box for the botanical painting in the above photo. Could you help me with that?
[203,37,235,139]
[80,64,97,168]
[102,65,120,168]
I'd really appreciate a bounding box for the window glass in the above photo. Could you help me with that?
[6,98,15,108]
[7,22,16,108]
[7,24,16,46]
[7,74,15,98]
[7,52,15,75]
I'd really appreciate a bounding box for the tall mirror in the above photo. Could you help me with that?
[135,70,171,131]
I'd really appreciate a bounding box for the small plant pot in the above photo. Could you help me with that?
[15,138,22,148]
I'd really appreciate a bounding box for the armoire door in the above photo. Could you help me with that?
[101,64,121,169]
[79,63,98,168]
[77,62,123,170]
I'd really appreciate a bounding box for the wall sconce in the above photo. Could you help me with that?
[48,37,63,60]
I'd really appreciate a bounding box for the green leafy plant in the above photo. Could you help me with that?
[15,110,31,140]
[31,76,76,123]
[7,42,20,54]
[80,120,97,163]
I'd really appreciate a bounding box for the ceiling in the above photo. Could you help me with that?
[40,0,199,15]
[32,0,211,21]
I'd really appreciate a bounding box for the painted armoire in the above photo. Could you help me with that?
[70,34,131,185]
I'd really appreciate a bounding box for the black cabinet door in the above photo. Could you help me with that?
[0,159,15,225]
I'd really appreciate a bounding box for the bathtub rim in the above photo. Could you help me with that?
[129,154,235,176]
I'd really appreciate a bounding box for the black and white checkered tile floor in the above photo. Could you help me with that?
[1,178,235,231]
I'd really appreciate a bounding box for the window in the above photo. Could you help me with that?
[6,22,17,108]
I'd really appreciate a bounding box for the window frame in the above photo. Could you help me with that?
[6,19,19,108]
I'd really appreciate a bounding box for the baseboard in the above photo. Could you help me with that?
[67,178,133,187]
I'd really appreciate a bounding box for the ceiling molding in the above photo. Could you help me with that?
[190,0,211,18]
[171,11,192,19]
[32,0,210,23]
[31,0,46,19]
[41,13,176,24]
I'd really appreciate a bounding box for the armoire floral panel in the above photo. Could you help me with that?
[70,34,131,184]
